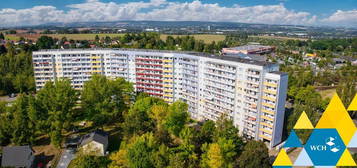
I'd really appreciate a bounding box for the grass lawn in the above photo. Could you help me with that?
[318,88,336,99]
[5,33,226,43]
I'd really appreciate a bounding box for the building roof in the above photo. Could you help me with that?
[1,145,33,167]
[34,48,276,67]
[270,71,288,76]
[80,130,108,147]
[225,44,273,51]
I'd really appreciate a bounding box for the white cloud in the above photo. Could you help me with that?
[321,10,357,27]
[0,0,355,27]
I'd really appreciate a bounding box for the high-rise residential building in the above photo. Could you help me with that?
[32,48,288,148]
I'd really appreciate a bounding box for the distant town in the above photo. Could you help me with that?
[0,20,356,168]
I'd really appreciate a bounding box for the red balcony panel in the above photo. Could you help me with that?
[136,63,163,67]
[136,77,163,82]
[136,73,163,77]
[136,58,163,62]
[136,82,163,87]
[136,68,162,72]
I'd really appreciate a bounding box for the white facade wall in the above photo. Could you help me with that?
[33,49,288,148]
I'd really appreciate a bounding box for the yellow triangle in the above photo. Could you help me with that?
[336,149,357,166]
[335,113,357,145]
[272,149,292,166]
[315,112,335,128]
[294,111,314,129]
[348,94,357,111]
[316,93,347,128]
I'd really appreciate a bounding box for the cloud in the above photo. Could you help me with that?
[321,10,357,27]
[0,0,355,27]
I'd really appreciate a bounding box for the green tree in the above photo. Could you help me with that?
[36,36,55,49]
[0,33,4,40]
[236,140,271,168]
[123,97,164,138]
[35,79,78,147]
[164,101,188,136]
[82,75,134,127]
[127,133,158,168]
[10,94,36,145]
[70,155,110,168]
[214,115,244,153]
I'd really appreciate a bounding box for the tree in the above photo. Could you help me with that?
[127,133,158,168]
[0,33,4,40]
[164,101,188,136]
[9,94,36,145]
[81,75,134,127]
[197,120,216,145]
[214,115,244,153]
[201,143,223,168]
[236,140,271,168]
[95,35,100,42]
[35,79,79,147]
[0,101,11,145]
[70,155,110,168]
[123,97,164,138]
[36,36,55,49]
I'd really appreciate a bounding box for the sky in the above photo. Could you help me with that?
[0,0,356,27]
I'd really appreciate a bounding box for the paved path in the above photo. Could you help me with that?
[56,149,76,168]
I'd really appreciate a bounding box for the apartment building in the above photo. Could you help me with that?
[32,48,287,148]
[222,44,275,55]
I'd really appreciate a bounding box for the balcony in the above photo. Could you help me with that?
[264,81,278,87]
[262,109,275,115]
[262,96,276,102]
[259,134,272,141]
[259,128,273,134]
[260,115,274,121]
[263,89,277,95]
[260,122,273,128]
[262,102,275,109]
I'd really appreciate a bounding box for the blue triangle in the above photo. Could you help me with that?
[294,148,313,166]
[347,131,357,148]
[284,130,302,148]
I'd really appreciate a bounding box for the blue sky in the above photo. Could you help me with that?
[0,0,356,27]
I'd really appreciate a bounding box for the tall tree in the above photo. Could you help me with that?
[236,140,271,168]
[81,75,134,126]
[35,79,78,147]
[164,101,188,136]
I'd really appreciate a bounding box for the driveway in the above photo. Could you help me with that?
[56,149,76,168]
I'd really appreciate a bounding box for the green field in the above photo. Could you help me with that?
[5,33,226,44]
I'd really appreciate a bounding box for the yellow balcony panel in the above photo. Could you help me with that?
[261,115,274,121]
[163,70,173,73]
[262,102,275,108]
[163,59,173,63]
[163,75,173,78]
[260,122,273,128]
[163,64,173,68]
[164,98,173,102]
[91,65,101,68]
[164,89,173,92]
[264,89,277,95]
[91,70,102,73]
[90,56,101,59]
[164,94,173,98]
[163,79,173,83]
[262,109,275,115]
[259,128,273,134]
[163,84,173,87]
[264,82,278,87]
[262,96,276,102]
[259,134,272,141]
[91,61,101,64]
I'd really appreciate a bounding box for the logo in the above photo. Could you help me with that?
[273,94,357,167]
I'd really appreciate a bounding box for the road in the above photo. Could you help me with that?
[56,149,76,168]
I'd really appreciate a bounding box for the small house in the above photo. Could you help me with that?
[79,130,108,156]
[1,145,34,168]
